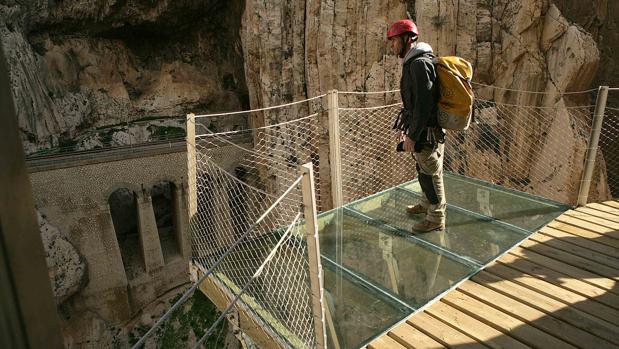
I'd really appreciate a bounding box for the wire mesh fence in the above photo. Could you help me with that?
[338,102,416,204]
[186,99,327,348]
[599,106,619,200]
[446,99,593,205]
[337,90,596,206]
[187,159,317,348]
[192,97,328,211]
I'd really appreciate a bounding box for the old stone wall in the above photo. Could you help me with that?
[29,150,191,347]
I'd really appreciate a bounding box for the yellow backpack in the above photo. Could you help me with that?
[434,56,474,130]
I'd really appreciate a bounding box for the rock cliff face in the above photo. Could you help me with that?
[240,0,607,203]
[1,0,248,153]
[38,210,87,305]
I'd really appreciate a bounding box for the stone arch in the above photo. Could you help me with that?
[103,183,142,206]
[108,187,143,279]
[150,180,181,263]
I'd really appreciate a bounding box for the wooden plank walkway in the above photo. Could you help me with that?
[367,200,619,349]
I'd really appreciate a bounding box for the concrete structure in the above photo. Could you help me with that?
[27,145,191,330]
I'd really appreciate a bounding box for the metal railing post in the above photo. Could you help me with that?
[327,90,343,208]
[186,113,198,218]
[327,89,344,309]
[300,163,327,349]
[577,86,609,206]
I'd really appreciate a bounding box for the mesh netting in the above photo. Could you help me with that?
[338,102,416,204]
[337,90,594,206]
[599,106,619,199]
[187,99,326,348]
[189,156,316,348]
[446,99,593,205]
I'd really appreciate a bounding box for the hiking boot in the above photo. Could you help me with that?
[406,204,427,215]
[412,220,445,233]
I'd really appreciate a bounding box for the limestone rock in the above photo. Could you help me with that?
[542,4,570,51]
[1,0,248,153]
[38,210,87,304]
[546,25,599,93]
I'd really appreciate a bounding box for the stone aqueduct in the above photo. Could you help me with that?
[27,146,192,326]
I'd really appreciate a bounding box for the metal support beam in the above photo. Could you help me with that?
[300,163,327,349]
[327,90,343,208]
[186,113,198,219]
[577,86,609,206]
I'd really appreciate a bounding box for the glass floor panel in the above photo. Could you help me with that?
[400,172,568,232]
[322,260,411,349]
[347,187,529,265]
[318,172,569,348]
[319,209,476,306]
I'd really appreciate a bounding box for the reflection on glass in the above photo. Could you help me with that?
[348,188,528,264]
[322,261,410,349]
[319,211,475,306]
[400,172,568,232]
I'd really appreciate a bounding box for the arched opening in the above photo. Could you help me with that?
[151,181,181,263]
[109,188,142,278]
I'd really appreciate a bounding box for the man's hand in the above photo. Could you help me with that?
[403,135,415,152]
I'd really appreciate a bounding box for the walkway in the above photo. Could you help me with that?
[367,201,619,349]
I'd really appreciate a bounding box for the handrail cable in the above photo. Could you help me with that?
[130,177,303,349]
[192,212,302,349]
[194,95,326,119]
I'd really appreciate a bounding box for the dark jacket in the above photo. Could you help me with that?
[398,42,441,149]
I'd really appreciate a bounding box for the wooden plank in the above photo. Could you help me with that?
[484,263,619,325]
[587,202,619,216]
[442,290,578,349]
[472,271,619,346]
[547,221,619,249]
[508,245,618,294]
[502,250,619,309]
[565,210,619,230]
[199,276,285,349]
[555,215,619,239]
[426,301,532,349]
[407,312,488,349]
[528,233,619,271]
[368,334,409,349]
[388,322,446,349]
[576,206,619,222]
[458,280,618,349]
[602,201,619,209]
[519,239,619,282]
[539,226,619,259]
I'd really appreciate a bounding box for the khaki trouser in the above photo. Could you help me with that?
[413,143,446,224]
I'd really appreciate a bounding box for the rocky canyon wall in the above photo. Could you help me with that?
[240,0,608,203]
[2,0,612,201]
[1,0,249,154]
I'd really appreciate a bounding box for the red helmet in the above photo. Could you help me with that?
[387,19,419,38]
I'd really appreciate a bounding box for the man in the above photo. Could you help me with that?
[388,19,446,232]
